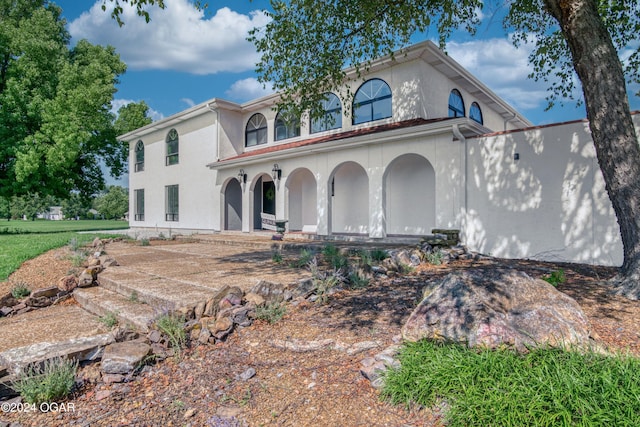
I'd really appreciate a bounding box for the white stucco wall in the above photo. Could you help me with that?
[463,117,640,266]
[128,112,218,233]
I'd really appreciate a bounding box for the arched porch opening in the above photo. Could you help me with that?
[223,178,242,231]
[286,168,317,232]
[329,161,369,234]
[384,153,435,235]
[250,173,276,231]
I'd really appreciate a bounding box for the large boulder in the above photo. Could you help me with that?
[402,268,592,352]
[101,341,151,374]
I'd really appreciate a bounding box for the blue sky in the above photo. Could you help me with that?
[55,0,638,126]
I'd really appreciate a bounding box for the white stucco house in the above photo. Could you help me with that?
[120,40,638,266]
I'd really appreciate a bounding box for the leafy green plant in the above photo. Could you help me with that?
[543,269,566,287]
[291,248,315,268]
[369,249,389,262]
[383,340,640,426]
[139,238,150,246]
[13,357,78,404]
[309,257,344,304]
[349,270,370,289]
[11,282,31,299]
[426,250,444,265]
[255,301,287,324]
[271,250,283,263]
[129,290,140,303]
[321,244,349,270]
[69,252,86,267]
[156,313,187,353]
[68,237,80,252]
[98,311,119,329]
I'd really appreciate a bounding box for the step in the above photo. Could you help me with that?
[73,286,158,332]
[97,271,221,311]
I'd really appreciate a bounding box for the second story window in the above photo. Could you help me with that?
[274,109,300,141]
[245,113,268,147]
[311,93,342,133]
[166,128,179,166]
[470,102,483,125]
[353,78,392,125]
[134,140,144,172]
[448,89,465,118]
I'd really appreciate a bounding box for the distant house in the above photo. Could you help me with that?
[38,206,63,220]
[119,40,637,266]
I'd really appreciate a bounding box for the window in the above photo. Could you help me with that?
[470,102,483,125]
[245,113,268,147]
[165,185,179,221]
[134,140,144,172]
[448,89,465,118]
[311,93,342,133]
[274,109,300,141]
[134,189,145,221]
[352,78,392,125]
[166,128,179,165]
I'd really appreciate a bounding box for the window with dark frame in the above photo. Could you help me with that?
[274,109,301,141]
[470,102,483,125]
[245,113,268,147]
[134,140,144,172]
[166,128,179,165]
[134,189,144,221]
[352,79,392,125]
[311,93,342,133]
[165,185,179,221]
[448,89,465,118]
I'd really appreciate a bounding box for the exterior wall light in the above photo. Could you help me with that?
[238,169,247,183]
[272,163,282,181]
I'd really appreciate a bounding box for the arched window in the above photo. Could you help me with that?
[166,128,179,165]
[311,93,342,133]
[470,102,483,125]
[134,140,144,172]
[352,78,392,125]
[274,109,300,141]
[448,89,465,118]
[245,113,268,147]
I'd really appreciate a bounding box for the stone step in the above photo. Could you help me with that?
[73,286,158,332]
[97,270,221,311]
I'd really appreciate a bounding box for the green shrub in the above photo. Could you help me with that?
[349,271,370,289]
[255,301,287,324]
[98,311,119,329]
[13,357,78,404]
[291,248,315,268]
[139,238,150,246]
[11,282,31,299]
[543,269,566,287]
[321,244,349,270]
[426,250,444,265]
[382,340,640,426]
[271,250,283,263]
[156,313,186,352]
[369,249,389,261]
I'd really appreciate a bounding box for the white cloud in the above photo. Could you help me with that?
[225,77,274,102]
[69,0,270,75]
[181,98,196,108]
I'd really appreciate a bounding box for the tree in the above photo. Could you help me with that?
[10,194,55,221]
[94,185,129,220]
[0,1,128,201]
[114,101,153,138]
[104,0,640,299]
[61,193,91,220]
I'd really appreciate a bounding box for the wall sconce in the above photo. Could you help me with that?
[514,153,520,161]
[238,169,247,183]
[272,163,282,181]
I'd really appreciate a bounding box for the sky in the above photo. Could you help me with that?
[54,0,639,127]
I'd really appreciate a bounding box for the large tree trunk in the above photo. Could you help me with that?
[544,0,640,299]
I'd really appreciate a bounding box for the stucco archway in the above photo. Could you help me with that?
[250,173,276,231]
[286,168,317,232]
[330,161,369,234]
[223,178,242,231]
[384,153,435,235]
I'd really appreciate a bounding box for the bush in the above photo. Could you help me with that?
[11,282,30,299]
[13,357,78,404]
[382,340,640,426]
[543,269,566,287]
[156,313,186,352]
[98,311,119,329]
[426,250,444,265]
[255,301,287,324]
[321,244,349,270]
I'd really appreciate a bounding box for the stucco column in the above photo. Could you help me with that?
[275,176,286,220]
[316,155,330,236]
[242,181,251,233]
[368,166,386,238]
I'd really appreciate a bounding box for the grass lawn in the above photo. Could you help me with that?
[383,340,640,426]
[0,220,129,281]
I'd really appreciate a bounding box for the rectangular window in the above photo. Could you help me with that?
[134,189,144,221]
[166,140,179,165]
[165,185,179,221]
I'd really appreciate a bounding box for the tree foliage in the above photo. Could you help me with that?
[93,185,128,220]
[0,0,128,200]
[114,101,153,137]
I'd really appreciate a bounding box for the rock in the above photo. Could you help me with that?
[184,408,196,419]
[100,256,119,267]
[194,302,206,320]
[291,278,315,299]
[102,373,126,384]
[95,390,112,401]
[237,367,256,381]
[229,305,253,327]
[219,294,242,310]
[0,293,18,308]
[250,280,293,304]
[243,292,265,307]
[25,295,52,308]
[204,285,230,317]
[198,328,211,344]
[402,269,592,352]
[0,306,13,317]
[212,317,233,334]
[88,258,101,267]
[148,330,162,343]
[58,275,79,292]
[92,237,103,248]
[101,341,151,374]
[30,286,59,299]
[77,270,96,288]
